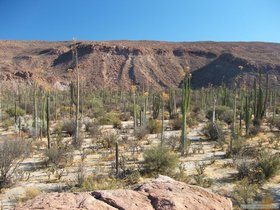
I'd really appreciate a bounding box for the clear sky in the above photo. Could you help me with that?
[0,0,279,42]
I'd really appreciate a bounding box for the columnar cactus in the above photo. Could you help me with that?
[152,93,160,119]
[33,83,38,138]
[167,88,176,119]
[46,93,51,149]
[181,72,191,155]
[160,91,169,144]
[131,85,137,129]
[244,91,251,136]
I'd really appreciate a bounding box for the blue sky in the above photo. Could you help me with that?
[0,0,279,42]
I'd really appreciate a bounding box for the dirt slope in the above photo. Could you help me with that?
[0,40,280,90]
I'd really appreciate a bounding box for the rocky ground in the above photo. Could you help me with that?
[15,175,232,210]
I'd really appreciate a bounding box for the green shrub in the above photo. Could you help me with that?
[206,106,231,122]
[143,146,179,176]
[91,98,105,118]
[98,112,121,127]
[6,107,25,117]
[147,118,161,134]
[82,176,123,191]
[171,117,182,130]
[219,109,234,125]
[235,151,280,184]
[257,151,280,179]
[193,175,213,188]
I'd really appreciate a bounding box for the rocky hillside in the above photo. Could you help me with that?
[0,40,280,90]
[15,176,232,210]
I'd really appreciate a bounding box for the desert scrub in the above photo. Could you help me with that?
[6,107,25,117]
[44,142,73,167]
[98,112,121,128]
[142,146,179,176]
[192,162,213,188]
[232,178,259,205]
[99,132,118,149]
[163,135,180,151]
[203,121,224,141]
[169,115,200,130]
[257,150,280,179]
[0,139,31,189]
[134,126,148,141]
[20,187,41,202]
[60,120,81,136]
[206,105,232,124]
[234,150,280,184]
[81,176,124,191]
[146,118,161,134]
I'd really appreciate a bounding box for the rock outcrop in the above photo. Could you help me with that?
[16,176,232,210]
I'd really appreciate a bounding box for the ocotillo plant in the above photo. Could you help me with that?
[181,73,191,155]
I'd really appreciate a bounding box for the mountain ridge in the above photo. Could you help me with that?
[0,40,279,90]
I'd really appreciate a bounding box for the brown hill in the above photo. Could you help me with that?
[0,40,280,90]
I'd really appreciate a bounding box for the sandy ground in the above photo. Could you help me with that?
[0,120,279,209]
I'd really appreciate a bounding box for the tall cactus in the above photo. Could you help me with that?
[131,85,137,129]
[181,73,191,155]
[71,41,80,147]
[167,88,176,119]
[115,142,119,176]
[255,71,269,121]
[244,91,251,136]
[46,93,51,149]
[152,93,160,119]
[33,83,38,138]
[160,91,169,145]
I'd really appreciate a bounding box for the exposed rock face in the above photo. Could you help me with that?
[16,176,232,210]
[1,40,279,90]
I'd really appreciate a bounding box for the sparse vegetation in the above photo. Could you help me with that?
[143,146,179,176]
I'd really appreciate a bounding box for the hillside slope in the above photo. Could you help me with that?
[0,40,279,90]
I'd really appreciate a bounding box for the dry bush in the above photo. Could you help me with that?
[20,187,41,202]
[99,132,118,149]
[147,118,161,134]
[203,122,224,141]
[0,139,31,188]
[163,135,180,151]
[232,178,259,205]
[134,126,148,141]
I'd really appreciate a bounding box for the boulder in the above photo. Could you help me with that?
[16,176,232,210]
